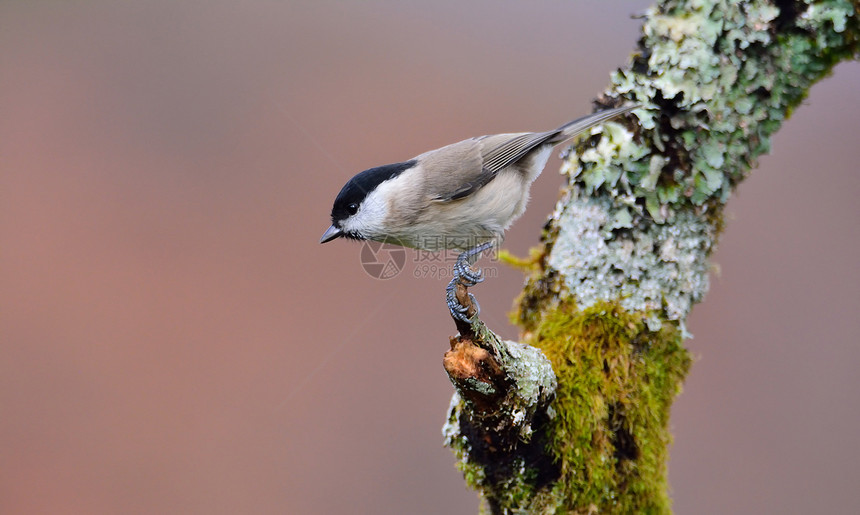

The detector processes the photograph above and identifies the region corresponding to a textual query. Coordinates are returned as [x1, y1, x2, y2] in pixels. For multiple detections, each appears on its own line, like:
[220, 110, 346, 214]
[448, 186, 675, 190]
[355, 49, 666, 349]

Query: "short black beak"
[319, 225, 343, 243]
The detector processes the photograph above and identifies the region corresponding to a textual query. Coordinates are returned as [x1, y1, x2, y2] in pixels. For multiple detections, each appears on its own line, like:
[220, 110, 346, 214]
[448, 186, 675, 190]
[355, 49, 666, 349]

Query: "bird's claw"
[454, 241, 493, 286]
[454, 258, 483, 286]
[446, 242, 493, 323]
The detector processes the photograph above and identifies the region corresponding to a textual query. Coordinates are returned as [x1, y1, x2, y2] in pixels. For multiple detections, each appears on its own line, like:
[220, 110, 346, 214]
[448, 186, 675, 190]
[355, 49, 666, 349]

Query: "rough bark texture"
[444, 1, 859, 513]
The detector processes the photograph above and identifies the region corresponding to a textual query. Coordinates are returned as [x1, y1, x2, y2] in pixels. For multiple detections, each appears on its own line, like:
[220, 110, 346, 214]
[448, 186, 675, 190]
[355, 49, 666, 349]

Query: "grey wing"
[425, 133, 542, 203]
[422, 137, 501, 202]
[429, 106, 640, 202]
[427, 130, 558, 202]
[435, 176, 493, 202]
[481, 105, 641, 175]
[480, 130, 560, 175]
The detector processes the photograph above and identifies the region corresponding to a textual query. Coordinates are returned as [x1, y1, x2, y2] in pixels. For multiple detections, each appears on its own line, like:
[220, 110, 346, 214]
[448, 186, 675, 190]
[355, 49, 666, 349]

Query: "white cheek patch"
[340, 179, 400, 238]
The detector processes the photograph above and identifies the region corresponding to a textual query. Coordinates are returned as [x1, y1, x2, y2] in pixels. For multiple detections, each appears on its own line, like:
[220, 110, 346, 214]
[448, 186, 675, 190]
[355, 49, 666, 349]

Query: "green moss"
[498, 247, 545, 273]
[523, 301, 691, 513]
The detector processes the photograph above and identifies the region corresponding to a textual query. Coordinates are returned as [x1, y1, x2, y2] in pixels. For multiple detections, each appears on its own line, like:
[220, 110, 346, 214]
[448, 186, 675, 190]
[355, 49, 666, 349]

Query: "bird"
[320, 104, 640, 321]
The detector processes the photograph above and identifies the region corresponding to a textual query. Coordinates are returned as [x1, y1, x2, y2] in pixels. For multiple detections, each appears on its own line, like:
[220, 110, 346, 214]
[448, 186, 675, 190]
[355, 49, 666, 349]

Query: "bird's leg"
[447, 242, 494, 323]
[454, 243, 491, 286]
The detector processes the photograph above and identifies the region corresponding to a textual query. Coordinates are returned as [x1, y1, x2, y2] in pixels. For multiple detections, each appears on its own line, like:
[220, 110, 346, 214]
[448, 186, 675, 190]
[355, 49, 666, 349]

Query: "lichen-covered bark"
[442, 321, 559, 513]
[444, 1, 859, 513]
[534, 0, 859, 330]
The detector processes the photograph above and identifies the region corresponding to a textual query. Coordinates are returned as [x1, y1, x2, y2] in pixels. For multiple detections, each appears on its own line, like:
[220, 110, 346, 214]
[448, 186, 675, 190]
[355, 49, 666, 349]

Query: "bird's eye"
[347, 203, 359, 215]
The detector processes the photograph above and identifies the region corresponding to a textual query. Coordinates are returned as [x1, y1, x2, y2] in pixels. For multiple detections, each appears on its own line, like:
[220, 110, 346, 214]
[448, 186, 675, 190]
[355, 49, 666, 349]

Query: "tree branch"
[443, 1, 859, 513]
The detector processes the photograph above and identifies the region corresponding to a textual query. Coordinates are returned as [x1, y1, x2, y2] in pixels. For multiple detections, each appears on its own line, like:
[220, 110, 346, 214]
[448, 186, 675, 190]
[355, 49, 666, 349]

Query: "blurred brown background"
[1, 1, 858, 514]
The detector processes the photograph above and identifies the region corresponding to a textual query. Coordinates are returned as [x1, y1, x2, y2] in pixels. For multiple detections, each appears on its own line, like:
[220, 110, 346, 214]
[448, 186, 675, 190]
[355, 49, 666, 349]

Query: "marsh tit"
[320, 104, 640, 320]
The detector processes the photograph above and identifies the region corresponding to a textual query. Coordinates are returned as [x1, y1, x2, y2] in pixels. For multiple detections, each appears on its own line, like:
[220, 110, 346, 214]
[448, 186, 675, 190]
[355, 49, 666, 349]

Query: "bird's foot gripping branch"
[446, 242, 495, 332]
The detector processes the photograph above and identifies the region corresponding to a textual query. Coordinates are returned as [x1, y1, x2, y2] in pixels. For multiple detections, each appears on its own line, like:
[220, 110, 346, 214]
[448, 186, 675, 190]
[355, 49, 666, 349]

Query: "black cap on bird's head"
[319, 160, 416, 243]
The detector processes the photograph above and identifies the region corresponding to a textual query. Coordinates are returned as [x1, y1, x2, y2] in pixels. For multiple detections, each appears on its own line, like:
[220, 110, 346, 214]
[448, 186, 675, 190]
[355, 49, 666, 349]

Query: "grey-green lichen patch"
[798, 1, 857, 45]
[573, 0, 859, 220]
[562, 121, 649, 196]
[547, 191, 714, 329]
[499, 340, 557, 431]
